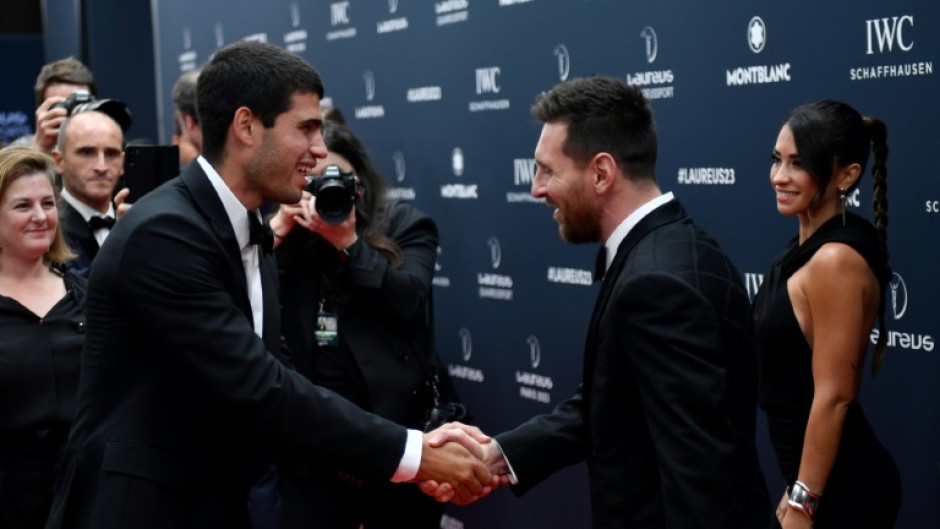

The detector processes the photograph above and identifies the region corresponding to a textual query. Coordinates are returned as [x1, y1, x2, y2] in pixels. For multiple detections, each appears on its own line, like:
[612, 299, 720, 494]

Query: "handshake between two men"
[417, 423, 516, 505]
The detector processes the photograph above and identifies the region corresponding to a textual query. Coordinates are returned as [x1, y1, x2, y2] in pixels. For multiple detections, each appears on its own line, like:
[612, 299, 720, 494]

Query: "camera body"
[50, 91, 133, 133]
[307, 164, 358, 224]
[52, 90, 95, 113]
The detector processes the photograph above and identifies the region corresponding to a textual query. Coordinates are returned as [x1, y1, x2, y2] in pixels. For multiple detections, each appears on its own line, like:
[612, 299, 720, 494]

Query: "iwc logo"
[469, 66, 510, 112]
[850, 14, 933, 81]
[327, 1, 357, 41]
[507, 158, 541, 204]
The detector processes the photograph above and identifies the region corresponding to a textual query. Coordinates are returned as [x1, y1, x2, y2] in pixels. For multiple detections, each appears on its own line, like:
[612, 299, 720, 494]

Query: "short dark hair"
[171, 68, 201, 122]
[197, 41, 324, 162]
[531, 76, 657, 180]
[34, 57, 96, 108]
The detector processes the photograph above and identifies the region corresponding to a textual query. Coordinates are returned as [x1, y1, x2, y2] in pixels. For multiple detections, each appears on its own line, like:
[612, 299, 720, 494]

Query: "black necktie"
[88, 215, 115, 231]
[593, 245, 607, 282]
[247, 211, 273, 254]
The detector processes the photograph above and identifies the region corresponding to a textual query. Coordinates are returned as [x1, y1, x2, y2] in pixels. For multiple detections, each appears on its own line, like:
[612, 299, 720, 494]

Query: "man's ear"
[232, 107, 256, 147]
[591, 152, 618, 194]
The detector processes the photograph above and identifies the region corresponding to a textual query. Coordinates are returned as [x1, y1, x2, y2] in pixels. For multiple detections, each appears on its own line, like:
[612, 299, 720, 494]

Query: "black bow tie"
[248, 211, 273, 254]
[88, 215, 116, 231]
[593, 245, 607, 282]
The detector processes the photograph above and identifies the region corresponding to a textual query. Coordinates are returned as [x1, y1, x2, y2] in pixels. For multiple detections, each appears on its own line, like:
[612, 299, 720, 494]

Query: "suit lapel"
[178, 163, 254, 322]
[580, 200, 689, 399]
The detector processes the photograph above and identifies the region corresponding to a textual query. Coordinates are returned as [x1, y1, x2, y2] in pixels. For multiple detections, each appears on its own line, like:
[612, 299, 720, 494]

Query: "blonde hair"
[0, 146, 75, 263]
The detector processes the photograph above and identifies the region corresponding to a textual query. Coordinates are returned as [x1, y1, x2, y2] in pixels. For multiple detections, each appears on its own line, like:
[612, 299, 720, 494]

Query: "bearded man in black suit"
[429, 76, 772, 529]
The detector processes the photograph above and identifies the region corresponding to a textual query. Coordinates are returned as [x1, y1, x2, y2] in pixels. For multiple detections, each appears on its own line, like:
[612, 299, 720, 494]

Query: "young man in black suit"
[45, 41, 492, 529]
[429, 76, 772, 528]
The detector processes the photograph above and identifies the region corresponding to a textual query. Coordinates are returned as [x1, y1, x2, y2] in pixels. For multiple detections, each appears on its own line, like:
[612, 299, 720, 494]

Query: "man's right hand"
[416, 427, 494, 505]
[31, 97, 70, 153]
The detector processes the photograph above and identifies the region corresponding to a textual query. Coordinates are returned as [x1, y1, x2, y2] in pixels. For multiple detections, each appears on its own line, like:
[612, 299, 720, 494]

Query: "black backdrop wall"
[30, 1, 940, 527]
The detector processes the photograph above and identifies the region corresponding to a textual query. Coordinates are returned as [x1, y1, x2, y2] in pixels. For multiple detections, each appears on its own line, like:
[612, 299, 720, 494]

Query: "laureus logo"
[458, 328, 473, 361]
[363, 71, 376, 101]
[451, 147, 464, 176]
[487, 237, 502, 269]
[748, 16, 766, 54]
[290, 2, 301, 26]
[527, 335, 541, 368]
[392, 151, 406, 182]
[640, 26, 658, 63]
[389, 0, 398, 14]
[889, 272, 908, 320]
[214, 23, 225, 48]
[553, 44, 570, 81]
[182, 27, 192, 49]
[434, 246, 442, 272]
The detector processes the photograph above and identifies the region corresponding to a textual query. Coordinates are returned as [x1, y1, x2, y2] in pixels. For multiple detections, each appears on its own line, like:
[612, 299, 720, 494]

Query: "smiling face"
[770, 124, 823, 218]
[244, 91, 328, 205]
[531, 122, 601, 244]
[0, 172, 58, 262]
[54, 111, 124, 213]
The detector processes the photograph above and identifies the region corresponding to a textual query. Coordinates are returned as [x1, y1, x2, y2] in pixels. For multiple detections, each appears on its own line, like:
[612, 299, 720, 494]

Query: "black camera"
[307, 164, 358, 224]
[52, 90, 95, 113]
[51, 91, 133, 133]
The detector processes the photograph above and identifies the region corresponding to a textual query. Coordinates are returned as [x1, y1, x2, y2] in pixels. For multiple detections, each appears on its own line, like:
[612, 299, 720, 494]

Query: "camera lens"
[315, 182, 355, 224]
[310, 164, 357, 224]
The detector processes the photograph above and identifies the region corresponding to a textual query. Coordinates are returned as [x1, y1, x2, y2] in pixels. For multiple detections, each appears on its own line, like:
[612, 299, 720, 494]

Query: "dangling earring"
[839, 187, 847, 226]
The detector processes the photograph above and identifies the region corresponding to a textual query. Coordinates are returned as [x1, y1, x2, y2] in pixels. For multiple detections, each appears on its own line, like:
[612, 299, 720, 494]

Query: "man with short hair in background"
[9, 57, 97, 153]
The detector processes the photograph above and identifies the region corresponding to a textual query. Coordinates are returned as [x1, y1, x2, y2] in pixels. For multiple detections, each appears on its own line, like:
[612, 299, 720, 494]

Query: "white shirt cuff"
[493, 440, 520, 485]
[391, 428, 423, 482]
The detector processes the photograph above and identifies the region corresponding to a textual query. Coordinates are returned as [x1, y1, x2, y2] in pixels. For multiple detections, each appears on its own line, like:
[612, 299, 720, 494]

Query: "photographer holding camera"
[269, 120, 462, 529]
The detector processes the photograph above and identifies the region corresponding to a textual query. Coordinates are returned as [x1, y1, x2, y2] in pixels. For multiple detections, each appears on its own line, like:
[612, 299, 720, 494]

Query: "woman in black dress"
[753, 101, 901, 529]
[0, 147, 85, 528]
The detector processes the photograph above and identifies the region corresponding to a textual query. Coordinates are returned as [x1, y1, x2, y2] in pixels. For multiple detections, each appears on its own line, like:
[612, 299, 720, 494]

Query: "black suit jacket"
[59, 201, 99, 278]
[45, 163, 408, 529]
[497, 200, 771, 529]
[276, 200, 439, 429]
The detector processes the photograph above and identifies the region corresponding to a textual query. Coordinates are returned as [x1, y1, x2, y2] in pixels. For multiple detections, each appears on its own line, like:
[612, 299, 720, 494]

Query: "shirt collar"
[196, 156, 253, 250]
[60, 188, 115, 222]
[603, 191, 674, 270]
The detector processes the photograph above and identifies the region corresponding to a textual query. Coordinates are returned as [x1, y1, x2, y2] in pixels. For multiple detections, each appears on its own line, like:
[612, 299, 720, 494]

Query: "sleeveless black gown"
[753, 212, 901, 528]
